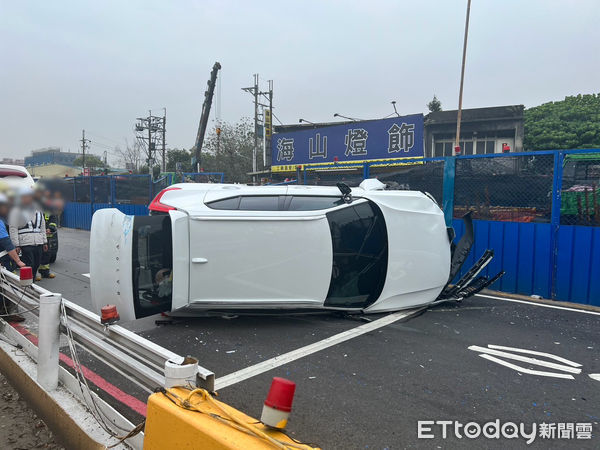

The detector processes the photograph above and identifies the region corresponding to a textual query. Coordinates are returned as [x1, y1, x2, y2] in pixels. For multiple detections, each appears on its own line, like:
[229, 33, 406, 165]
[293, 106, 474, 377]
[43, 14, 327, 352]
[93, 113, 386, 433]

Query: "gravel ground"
[0, 372, 64, 450]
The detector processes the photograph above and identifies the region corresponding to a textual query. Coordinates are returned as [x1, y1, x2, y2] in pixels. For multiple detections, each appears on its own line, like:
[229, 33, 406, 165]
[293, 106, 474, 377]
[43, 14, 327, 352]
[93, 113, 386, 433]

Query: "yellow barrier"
[144, 387, 319, 450]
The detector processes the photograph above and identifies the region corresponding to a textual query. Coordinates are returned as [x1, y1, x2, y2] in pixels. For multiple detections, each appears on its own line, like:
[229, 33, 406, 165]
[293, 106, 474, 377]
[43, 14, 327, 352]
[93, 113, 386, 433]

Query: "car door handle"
[192, 257, 208, 264]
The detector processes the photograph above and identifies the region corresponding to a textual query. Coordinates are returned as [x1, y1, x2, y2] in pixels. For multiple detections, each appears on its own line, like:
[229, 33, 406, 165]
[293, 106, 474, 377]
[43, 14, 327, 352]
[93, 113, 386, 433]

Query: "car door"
[187, 195, 333, 309]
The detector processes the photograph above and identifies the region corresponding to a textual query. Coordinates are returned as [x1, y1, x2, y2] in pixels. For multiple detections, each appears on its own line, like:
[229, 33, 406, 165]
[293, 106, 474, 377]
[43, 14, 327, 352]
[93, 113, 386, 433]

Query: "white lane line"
[82, 273, 90, 278]
[476, 293, 600, 316]
[487, 344, 582, 368]
[214, 308, 422, 390]
[478, 354, 575, 380]
[468, 345, 582, 374]
[589, 374, 600, 382]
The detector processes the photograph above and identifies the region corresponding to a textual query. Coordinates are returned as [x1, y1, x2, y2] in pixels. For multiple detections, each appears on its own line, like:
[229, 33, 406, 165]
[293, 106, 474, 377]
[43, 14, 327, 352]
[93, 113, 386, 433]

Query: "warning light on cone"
[261, 377, 296, 429]
[101, 305, 120, 325]
[19, 267, 33, 286]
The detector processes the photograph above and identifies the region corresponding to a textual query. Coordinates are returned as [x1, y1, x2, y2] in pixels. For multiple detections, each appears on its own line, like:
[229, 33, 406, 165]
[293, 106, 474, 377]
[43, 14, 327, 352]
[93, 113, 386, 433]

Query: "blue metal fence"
[61, 173, 222, 230]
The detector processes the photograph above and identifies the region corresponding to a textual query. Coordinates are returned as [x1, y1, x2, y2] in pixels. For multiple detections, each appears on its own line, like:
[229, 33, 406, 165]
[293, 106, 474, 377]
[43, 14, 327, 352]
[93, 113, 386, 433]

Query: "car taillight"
[149, 187, 181, 213]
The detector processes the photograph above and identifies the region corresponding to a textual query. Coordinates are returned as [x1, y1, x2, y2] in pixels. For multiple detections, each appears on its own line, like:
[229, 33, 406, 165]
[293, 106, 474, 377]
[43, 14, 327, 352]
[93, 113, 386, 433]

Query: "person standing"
[37, 187, 56, 279]
[0, 193, 27, 322]
[9, 188, 47, 282]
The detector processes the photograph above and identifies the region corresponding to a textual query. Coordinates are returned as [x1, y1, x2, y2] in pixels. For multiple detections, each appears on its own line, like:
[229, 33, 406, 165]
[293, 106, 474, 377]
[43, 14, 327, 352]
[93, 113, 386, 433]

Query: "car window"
[324, 201, 388, 309]
[238, 195, 280, 210]
[287, 196, 345, 211]
[207, 194, 346, 211]
[0, 169, 27, 178]
[207, 195, 281, 211]
[206, 196, 241, 210]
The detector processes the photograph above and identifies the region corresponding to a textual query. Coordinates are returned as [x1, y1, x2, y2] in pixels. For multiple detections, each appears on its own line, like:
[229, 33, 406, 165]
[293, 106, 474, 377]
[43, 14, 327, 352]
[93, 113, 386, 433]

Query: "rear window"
[324, 201, 388, 309]
[0, 169, 27, 178]
[131, 216, 173, 318]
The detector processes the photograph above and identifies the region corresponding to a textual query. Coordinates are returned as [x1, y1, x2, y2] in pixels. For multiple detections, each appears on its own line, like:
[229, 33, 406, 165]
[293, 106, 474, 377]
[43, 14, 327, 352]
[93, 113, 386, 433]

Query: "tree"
[115, 140, 142, 172]
[524, 93, 600, 150]
[427, 95, 442, 112]
[166, 148, 194, 172]
[202, 119, 255, 183]
[73, 154, 105, 168]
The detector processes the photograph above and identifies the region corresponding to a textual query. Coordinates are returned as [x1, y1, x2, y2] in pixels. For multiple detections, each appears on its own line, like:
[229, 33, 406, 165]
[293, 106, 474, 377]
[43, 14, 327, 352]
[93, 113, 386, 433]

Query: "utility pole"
[253, 74, 259, 177]
[265, 79, 273, 167]
[147, 110, 152, 172]
[455, 0, 471, 155]
[243, 75, 276, 183]
[80, 130, 90, 175]
[242, 74, 259, 184]
[162, 108, 167, 172]
[135, 109, 166, 179]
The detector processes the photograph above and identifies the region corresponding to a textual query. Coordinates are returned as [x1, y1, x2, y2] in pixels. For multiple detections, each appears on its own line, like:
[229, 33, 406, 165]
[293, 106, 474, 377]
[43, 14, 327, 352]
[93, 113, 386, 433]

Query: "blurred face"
[0, 204, 8, 217]
[20, 194, 33, 207]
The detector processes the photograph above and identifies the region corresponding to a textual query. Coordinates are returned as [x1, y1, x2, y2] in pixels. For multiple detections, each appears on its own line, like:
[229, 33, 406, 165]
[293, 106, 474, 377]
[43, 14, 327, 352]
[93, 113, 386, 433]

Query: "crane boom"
[193, 62, 221, 171]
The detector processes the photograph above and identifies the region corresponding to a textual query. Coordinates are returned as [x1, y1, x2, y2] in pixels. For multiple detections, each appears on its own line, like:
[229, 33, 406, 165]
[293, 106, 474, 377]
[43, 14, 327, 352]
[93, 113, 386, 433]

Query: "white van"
[0, 165, 35, 192]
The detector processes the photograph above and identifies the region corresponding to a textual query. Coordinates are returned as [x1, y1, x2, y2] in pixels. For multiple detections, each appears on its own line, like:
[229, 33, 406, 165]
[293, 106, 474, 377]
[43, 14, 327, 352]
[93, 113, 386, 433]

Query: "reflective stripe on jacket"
[9, 208, 47, 247]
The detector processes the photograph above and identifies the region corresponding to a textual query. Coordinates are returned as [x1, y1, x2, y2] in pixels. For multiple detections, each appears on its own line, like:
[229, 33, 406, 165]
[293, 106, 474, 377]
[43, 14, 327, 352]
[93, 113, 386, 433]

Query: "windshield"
[324, 200, 388, 309]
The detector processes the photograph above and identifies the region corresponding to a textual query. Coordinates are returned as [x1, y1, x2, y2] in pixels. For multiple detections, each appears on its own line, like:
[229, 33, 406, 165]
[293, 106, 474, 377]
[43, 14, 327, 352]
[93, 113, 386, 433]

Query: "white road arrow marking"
[486, 344, 582, 367]
[479, 354, 575, 379]
[468, 345, 582, 375]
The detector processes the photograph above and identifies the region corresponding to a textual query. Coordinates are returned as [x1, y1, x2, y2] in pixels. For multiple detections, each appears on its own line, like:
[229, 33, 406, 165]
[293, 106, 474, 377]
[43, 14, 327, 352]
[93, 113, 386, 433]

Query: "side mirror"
[336, 182, 353, 204]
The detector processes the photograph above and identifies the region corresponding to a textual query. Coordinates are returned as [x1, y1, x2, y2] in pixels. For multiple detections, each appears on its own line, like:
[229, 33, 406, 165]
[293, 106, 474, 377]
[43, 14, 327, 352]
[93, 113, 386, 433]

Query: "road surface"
[33, 228, 600, 448]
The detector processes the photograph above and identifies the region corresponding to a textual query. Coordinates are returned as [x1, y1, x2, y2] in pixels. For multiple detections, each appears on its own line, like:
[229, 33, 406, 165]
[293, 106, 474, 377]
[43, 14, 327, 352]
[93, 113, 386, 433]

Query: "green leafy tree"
[73, 154, 106, 168]
[524, 93, 600, 150]
[427, 95, 442, 112]
[166, 148, 194, 172]
[202, 119, 255, 183]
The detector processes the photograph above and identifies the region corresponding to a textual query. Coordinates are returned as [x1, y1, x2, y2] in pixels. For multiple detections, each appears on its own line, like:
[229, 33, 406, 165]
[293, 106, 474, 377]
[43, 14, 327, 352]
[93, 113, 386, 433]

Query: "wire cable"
[158, 387, 317, 450]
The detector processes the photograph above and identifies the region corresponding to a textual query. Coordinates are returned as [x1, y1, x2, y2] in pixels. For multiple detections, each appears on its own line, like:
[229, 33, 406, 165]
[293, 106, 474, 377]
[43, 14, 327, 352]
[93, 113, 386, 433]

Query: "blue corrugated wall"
[453, 219, 600, 306]
[63, 202, 148, 230]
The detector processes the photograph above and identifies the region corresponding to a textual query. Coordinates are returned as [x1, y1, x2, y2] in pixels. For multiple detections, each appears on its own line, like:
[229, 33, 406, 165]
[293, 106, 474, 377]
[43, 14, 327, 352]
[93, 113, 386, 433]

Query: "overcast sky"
[1, 0, 599, 162]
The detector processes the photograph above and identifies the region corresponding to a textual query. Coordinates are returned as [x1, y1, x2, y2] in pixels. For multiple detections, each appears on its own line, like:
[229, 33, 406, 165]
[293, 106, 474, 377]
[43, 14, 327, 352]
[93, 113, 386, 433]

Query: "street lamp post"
[455, 0, 472, 155]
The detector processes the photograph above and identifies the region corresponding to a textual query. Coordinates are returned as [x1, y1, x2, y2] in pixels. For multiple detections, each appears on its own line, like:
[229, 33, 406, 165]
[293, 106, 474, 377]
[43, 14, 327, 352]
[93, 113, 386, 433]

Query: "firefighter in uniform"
[38, 210, 56, 279]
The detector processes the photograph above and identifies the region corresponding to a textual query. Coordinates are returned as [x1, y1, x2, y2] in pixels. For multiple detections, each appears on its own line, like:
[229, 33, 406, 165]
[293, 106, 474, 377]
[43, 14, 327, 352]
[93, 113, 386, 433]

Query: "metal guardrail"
[0, 268, 215, 392]
[0, 267, 215, 448]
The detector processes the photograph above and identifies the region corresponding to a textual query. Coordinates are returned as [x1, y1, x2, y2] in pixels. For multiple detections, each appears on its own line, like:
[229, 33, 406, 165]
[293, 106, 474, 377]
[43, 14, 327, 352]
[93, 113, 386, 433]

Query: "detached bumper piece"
[437, 213, 504, 302]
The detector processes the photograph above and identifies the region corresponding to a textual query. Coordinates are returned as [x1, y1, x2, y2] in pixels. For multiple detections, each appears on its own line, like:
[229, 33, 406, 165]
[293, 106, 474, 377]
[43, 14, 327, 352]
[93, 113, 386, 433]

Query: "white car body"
[0, 165, 35, 192]
[90, 180, 453, 321]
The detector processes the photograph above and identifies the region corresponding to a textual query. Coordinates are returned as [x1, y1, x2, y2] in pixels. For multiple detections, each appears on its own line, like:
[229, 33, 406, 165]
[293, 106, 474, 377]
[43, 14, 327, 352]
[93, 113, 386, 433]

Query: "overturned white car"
[90, 180, 502, 321]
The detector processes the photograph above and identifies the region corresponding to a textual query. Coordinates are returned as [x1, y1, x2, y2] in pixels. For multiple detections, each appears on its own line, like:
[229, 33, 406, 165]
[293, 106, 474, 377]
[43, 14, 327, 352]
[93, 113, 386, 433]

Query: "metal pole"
[454, 0, 471, 154]
[81, 130, 88, 175]
[148, 110, 152, 179]
[253, 74, 259, 184]
[37, 293, 62, 390]
[162, 108, 167, 173]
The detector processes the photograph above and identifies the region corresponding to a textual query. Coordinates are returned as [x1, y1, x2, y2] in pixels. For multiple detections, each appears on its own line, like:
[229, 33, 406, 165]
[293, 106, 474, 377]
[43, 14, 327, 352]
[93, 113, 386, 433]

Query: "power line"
[85, 131, 121, 146]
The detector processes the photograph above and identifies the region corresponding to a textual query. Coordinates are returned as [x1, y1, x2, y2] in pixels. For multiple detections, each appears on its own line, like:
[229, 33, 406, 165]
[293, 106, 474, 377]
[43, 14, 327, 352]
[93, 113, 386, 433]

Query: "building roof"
[424, 105, 524, 125]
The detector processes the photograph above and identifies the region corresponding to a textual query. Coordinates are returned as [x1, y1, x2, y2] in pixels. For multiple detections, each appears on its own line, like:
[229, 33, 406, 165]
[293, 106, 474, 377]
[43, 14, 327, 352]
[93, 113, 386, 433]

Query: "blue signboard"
[271, 114, 424, 170]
